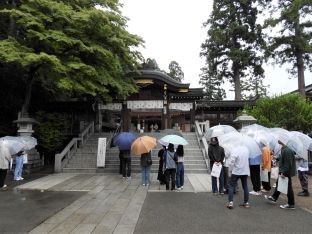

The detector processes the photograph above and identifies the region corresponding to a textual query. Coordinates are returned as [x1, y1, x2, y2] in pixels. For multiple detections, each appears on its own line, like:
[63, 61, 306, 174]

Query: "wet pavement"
[0, 170, 312, 233]
[0, 189, 85, 233]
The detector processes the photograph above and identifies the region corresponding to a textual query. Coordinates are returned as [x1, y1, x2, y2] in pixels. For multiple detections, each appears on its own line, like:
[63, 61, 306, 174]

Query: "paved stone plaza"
[1, 173, 312, 233]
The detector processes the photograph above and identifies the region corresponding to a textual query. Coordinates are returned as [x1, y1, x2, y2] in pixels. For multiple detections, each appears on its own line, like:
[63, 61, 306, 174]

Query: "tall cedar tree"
[168, 61, 184, 82]
[199, 66, 226, 100]
[263, 0, 312, 97]
[0, 0, 143, 117]
[200, 0, 266, 100]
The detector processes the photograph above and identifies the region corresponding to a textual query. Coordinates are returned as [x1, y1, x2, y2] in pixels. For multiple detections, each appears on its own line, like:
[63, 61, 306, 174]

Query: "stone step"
[63, 132, 208, 173]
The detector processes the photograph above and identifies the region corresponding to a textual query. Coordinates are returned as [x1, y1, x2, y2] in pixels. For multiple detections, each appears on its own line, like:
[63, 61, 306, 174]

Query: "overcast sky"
[119, 0, 311, 100]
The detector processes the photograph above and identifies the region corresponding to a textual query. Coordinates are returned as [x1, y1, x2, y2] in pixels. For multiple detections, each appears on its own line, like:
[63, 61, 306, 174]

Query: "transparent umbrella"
[205, 125, 238, 140]
[269, 129, 307, 160]
[218, 132, 261, 158]
[0, 136, 37, 155]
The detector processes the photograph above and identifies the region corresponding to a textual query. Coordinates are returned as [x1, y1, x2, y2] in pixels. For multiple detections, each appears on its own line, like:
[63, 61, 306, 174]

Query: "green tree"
[167, 61, 184, 82]
[199, 66, 226, 100]
[0, 0, 143, 117]
[200, 0, 266, 100]
[241, 76, 269, 100]
[141, 58, 160, 70]
[262, 0, 312, 97]
[244, 93, 312, 132]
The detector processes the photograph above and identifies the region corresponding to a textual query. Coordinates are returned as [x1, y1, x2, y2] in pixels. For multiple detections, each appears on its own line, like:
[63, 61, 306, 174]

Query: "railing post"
[55, 153, 62, 173]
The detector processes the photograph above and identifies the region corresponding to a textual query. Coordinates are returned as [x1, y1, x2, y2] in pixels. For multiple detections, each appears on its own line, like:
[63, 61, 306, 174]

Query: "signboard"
[97, 138, 106, 167]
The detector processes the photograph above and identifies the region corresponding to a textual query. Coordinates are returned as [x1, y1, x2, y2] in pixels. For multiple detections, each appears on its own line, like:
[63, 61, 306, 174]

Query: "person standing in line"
[226, 145, 250, 209]
[296, 152, 309, 197]
[261, 142, 272, 192]
[0, 141, 11, 190]
[265, 138, 296, 209]
[141, 151, 152, 186]
[118, 150, 124, 175]
[249, 150, 262, 196]
[14, 150, 26, 181]
[208, 137, 225, 195]
[157, 145, 166, 185]
[176, 145, 185, 190]
[163, 143, 177, 191]
[121, 149, 131, 180]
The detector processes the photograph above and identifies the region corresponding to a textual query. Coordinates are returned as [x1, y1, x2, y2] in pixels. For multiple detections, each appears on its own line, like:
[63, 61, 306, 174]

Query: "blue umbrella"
[113, 132, 137, 150]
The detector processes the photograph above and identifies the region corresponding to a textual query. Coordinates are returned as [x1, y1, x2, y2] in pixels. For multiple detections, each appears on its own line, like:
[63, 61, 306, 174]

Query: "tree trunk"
[21, 68, 36, 117]
[294, 13, 305, 97]
[297, 51, 305, 97]
[233, 64, 241, 101]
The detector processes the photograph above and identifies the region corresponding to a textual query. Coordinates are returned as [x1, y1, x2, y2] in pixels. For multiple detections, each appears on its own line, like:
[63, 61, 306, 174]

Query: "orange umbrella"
[131, 136, 157, 155]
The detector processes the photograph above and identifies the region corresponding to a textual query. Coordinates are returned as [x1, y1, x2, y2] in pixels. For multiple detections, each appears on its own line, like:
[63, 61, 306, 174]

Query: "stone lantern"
[233, 111, 257, 130]
[13, 115, 42, 173]
[13, 116, 39, 137]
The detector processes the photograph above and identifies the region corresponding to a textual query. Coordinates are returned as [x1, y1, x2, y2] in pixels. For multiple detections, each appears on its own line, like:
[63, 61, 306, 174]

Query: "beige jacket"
[0, 142, 11, 169]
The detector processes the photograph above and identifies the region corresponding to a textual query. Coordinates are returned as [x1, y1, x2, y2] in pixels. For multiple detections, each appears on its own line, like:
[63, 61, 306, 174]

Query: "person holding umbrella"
[121, 149, 131, 180]
[14, 150, 26, 181]
[163, 143, 178, 191]
[208, 137, 225, 195]
[140, 151, 152, 186]
[265, 138, 296, 209]
[157, 145, 166, 185]
[0, 140, 11, 190]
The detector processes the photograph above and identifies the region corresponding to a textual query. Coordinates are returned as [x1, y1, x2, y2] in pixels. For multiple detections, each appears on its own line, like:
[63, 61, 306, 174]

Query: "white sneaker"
[18, 177, 24, 180]
[2, 184, 7, 188]
[249, 191, 261, 196]
[181, 186, 184, 189]
[14, 178, 20, 181]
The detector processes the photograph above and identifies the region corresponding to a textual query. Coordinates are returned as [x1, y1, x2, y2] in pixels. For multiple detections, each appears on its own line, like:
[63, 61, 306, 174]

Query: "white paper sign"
[211, 163, 222, 178]
[261, 169, 269, 182]
[97, 138, 106, 167]
[277, 176, 289, 194]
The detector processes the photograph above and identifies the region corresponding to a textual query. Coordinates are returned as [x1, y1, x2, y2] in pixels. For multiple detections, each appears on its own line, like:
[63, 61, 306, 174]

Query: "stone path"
[16, 173, 211, 233]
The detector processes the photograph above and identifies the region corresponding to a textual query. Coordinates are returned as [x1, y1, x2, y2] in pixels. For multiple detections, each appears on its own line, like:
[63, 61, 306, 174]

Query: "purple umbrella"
[113, 132, 137, 150]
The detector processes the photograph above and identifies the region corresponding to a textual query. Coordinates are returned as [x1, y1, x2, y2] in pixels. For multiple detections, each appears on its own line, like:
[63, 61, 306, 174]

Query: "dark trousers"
[262, 171, 271, 191]
[250, 165, 261, 192]
[298, 170, 309, 191]
[223, 166, 229, 191]
[272, 176, 294, 206]
[122, 158, 131, 177]
[165, 168, 176, 190]
[228, 174, 249, 203]
[0, 169, 7, 187]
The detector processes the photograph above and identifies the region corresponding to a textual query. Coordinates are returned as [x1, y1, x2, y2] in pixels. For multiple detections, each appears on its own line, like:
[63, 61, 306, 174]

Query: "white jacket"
[0, 142, 11, 169]
[228, 146, 250, 176]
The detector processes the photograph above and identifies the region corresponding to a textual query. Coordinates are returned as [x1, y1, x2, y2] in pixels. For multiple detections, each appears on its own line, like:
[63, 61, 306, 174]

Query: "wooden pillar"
[121, 101, 130, 131]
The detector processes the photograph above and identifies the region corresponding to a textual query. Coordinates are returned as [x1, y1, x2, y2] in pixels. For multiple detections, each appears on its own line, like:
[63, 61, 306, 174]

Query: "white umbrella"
[0, 136, 37, 155]
[218, 132, 261, 159]
[290, 131, 312, 151]
[240, 124, 276, 150]
[205, 125, 238, 140]
[269, 129, 307, 160]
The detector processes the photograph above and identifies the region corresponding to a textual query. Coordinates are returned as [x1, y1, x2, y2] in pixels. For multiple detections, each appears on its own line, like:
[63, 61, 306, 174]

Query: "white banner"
[97, 138, 106, 168]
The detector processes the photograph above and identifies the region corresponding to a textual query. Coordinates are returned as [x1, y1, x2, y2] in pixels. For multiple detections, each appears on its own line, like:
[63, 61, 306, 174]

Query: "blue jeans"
[211, 166, 224, 193]
[14, 156, 24, 180]
[141, 166, 151, 185]
[176, 163, 184, 188]
[228, 174, 249, 203]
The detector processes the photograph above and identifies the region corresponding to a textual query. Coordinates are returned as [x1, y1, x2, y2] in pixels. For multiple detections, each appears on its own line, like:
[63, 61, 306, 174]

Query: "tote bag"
[211, 163, 222, 178]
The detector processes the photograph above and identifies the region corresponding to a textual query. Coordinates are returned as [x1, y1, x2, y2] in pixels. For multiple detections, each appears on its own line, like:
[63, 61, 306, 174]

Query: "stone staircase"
[63, 131, 208, 174]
